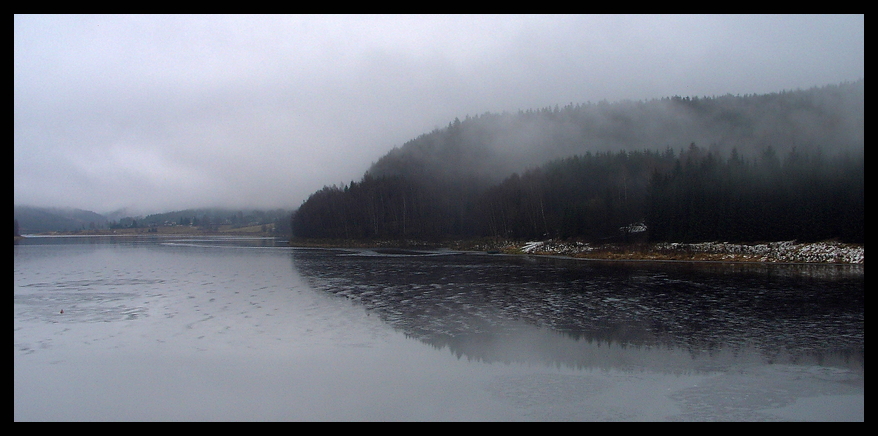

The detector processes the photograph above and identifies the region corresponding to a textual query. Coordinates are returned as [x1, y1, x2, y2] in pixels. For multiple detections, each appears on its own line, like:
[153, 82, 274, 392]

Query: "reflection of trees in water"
[417, 329, 864, 375]
[290, 249, 864, 370]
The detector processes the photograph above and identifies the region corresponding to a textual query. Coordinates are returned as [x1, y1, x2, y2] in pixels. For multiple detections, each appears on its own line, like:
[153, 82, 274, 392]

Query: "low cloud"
[14, 14, 864, 214]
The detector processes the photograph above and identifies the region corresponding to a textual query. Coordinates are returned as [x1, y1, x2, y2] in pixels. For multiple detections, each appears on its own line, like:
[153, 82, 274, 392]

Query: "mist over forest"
[292, 80, 864, 244]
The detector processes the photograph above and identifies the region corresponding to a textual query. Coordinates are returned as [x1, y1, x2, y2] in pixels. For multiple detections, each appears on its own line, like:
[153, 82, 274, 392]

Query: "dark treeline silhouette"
[291, 174, 469, 240]
[477, 149, 675, 241]
[293, 145, 863, 243]
[292, 81, 864, 244]
[648, 145, 864, 243]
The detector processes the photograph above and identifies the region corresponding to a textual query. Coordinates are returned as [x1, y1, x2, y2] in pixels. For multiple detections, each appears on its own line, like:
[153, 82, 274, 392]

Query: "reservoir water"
[14, 235, 864, 421]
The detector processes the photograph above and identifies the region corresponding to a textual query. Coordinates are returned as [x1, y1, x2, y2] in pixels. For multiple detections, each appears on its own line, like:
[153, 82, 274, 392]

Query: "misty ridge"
[368, 80, 863, 185]
[292, 80, 864, 244]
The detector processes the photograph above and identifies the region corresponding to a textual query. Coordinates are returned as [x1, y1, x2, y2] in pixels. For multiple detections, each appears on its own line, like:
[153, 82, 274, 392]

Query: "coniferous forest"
[291, 81, 864, 244]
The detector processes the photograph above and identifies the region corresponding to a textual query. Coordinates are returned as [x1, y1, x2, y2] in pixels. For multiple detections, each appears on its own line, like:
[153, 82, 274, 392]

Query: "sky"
[14, 14, 864, 215]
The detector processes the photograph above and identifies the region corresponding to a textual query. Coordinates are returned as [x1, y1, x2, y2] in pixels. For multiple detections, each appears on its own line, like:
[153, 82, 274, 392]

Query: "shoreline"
[17, 232, 863, 264]
[290, 238, 864, 265]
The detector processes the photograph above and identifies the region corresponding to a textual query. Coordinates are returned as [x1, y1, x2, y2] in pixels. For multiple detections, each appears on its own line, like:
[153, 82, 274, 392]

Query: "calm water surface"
[14, 236, 864, 421]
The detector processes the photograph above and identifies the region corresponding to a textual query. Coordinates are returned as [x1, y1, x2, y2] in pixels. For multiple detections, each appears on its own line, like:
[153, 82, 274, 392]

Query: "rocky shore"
[486, 239, 864, 264]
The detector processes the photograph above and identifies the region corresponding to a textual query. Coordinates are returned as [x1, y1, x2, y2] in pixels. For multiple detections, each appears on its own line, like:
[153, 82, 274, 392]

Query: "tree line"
[647, 145, 863, 243]
[292, 144, 863, 244]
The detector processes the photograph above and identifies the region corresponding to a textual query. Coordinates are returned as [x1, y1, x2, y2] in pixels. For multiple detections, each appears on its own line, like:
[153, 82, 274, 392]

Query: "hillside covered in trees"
[291, 81, 864, 244]
[13, 206, 109, 234]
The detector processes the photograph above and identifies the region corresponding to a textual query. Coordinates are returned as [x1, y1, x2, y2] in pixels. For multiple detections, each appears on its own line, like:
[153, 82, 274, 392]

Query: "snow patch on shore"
[516, 240, 863, 264]
[654, 240, 864, 264]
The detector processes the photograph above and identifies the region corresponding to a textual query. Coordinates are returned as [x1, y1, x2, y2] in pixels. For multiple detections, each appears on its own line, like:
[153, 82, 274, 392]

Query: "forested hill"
[367, 80, 863, 186]
[13, 206, 109, 234]
[291, 81, 864, 244]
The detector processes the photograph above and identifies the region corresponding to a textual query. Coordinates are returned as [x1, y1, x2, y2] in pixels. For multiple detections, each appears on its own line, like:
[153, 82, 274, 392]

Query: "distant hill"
[13, 206, 293, 235]
[13, 206, 108, 234]
[137, 208, 292, 228]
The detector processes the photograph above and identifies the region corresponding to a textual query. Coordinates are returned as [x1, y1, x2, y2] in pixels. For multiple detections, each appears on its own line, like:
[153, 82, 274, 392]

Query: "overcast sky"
[14, 14, 864, 215]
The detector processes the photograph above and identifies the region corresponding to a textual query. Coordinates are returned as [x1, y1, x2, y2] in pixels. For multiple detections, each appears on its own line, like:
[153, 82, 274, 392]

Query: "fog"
[14, 15, 864, 215]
